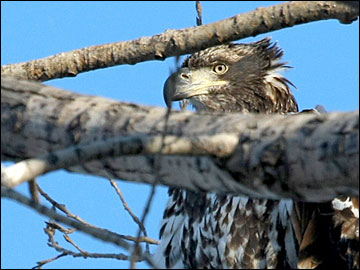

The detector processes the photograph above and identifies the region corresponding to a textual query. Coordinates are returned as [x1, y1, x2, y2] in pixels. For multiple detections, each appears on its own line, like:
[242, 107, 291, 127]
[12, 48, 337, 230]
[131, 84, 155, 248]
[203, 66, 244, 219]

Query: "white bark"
[2, 76, 358, 202]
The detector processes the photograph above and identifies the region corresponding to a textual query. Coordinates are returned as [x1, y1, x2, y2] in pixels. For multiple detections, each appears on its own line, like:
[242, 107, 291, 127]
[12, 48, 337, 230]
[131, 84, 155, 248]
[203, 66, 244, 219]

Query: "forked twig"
[109, 177, 153, 252]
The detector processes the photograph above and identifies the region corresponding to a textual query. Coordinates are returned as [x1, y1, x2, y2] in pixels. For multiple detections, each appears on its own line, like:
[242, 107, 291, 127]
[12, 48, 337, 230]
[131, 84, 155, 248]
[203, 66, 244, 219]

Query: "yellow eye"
[213, 63, 228, 74]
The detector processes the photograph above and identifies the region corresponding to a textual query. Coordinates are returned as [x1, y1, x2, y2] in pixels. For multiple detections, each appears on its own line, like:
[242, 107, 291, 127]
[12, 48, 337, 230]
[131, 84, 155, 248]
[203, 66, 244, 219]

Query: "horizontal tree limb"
[1, 1, 358, 81]
[1, 76, 359, 201]
[1, 133, 239, 188]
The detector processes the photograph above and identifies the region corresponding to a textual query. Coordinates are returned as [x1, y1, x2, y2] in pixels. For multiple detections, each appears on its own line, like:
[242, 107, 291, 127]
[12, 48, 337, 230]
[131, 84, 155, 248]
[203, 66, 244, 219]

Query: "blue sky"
[1, 1, 358, 269]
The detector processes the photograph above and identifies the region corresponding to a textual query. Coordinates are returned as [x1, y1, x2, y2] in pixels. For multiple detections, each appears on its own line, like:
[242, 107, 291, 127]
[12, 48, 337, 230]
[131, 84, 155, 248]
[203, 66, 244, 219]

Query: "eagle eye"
[213, 63, 228, 75]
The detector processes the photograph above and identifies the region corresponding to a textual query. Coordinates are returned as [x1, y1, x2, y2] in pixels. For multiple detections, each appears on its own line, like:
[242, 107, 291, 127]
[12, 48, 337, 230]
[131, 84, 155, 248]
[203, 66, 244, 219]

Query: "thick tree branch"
[1, 76, 358, 202]
[1, 1, 358, 81]
[1, 133, 239, 188]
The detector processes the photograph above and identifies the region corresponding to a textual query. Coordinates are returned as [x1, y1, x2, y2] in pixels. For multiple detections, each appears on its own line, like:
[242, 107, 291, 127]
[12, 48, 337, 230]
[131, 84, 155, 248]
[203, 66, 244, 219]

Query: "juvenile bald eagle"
[155, 38, 359, 269]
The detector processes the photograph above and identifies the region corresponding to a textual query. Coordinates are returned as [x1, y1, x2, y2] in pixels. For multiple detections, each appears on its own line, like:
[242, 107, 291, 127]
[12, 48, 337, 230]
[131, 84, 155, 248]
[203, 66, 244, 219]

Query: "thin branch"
[109, 178, 149, 237]
[34, 251, 142, 269]
[130, 185, 157, 269]
[37, 184, 159, 245]
[1, 186, 158, 267]
[37, 185, 92, 226]
[196, 1, 203, 26]
[34, 253, 67, 269]
[34, 221, 142, 269]
[63, 234, 90, 255]
[28, 178, 40, 203]
[46, 221, 76, 234]
[1, 186, 130, 249]
[109, 177, 157, 252]
[1, 1, 358, 81]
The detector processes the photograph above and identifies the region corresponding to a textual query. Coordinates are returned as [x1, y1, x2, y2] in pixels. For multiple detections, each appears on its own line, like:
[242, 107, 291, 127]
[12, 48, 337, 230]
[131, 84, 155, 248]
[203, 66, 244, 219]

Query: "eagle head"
[164, 37, 298, 113]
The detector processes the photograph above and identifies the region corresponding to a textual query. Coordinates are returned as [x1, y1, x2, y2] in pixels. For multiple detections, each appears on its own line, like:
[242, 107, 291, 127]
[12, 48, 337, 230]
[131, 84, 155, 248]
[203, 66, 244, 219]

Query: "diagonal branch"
[1, 186, 131, 249]
[36, 184, 159, 245]
[33, 221, 147, 269]
[109, 178, 148, 237]
[1, 1, 358, 81]
[1, 186, 159, 268]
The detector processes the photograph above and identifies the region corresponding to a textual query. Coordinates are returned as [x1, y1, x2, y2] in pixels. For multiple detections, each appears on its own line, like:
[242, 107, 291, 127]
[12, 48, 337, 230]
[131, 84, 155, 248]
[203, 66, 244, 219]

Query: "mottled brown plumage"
[156, 38, 359, 269]
[164, 38, 298, 114]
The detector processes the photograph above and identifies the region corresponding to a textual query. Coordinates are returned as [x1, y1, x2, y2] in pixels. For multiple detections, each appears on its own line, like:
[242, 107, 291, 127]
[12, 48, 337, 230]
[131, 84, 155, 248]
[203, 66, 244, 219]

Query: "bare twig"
[130, 185, 157, 269]
[46, 221, 76, 234]
[37, 185, 92, 225]
[63, 234, 89, 255]
[44, 221, 71, 254]
[34, 251, 142, 269]
[34, 253, 67, 269]
[196, 1, 203, 26]
[1, 1, 358, 81]
[28, 178, 40, 203]
[109, 178, 148, 236]
[1, 186, 158, 268]
[109, 177, 153, 252]
[1, 186, 131, 249]
[37, 184, 159, 245]
[34, 222, 142, 269]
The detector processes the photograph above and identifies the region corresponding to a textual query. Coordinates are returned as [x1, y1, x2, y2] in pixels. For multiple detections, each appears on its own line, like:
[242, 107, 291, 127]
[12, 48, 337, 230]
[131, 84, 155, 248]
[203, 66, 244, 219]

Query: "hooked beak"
[163, 67, 227, 108]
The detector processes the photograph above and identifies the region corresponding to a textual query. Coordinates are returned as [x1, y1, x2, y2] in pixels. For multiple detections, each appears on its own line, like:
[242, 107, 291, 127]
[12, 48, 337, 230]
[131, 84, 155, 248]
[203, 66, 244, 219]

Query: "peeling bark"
[2, 76, 358, 202]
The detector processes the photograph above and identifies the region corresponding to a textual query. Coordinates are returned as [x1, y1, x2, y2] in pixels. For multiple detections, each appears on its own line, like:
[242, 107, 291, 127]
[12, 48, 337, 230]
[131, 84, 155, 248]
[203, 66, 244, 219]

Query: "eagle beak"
[163, 67, 227, 108]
